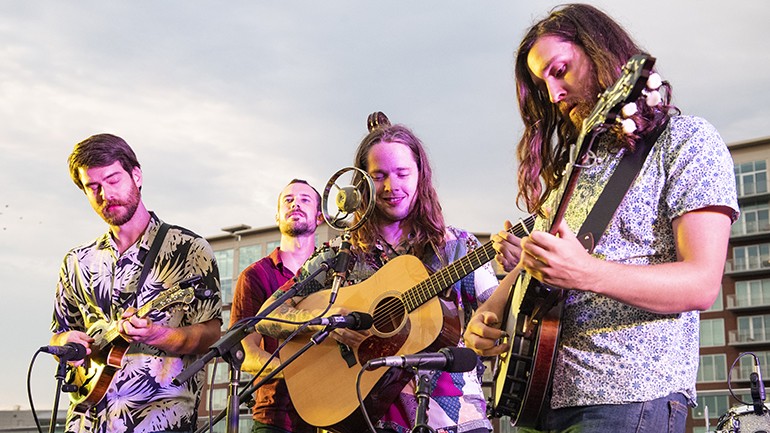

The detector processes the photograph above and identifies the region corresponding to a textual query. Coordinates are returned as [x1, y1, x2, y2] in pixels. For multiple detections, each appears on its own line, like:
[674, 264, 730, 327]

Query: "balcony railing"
[728, 329, 770, 345]
[727, 294, 770, 309]
[732, 223, 770, 237]
[725, 259, 770, 274]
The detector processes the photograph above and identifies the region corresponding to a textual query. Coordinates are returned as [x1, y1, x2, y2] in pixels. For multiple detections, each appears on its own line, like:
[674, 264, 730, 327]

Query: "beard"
[99, 184, 140, 226]
[280, 218, 315, 237]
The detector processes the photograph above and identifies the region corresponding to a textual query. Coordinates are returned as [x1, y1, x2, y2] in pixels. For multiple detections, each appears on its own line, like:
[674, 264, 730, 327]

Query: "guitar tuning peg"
[645, 89, 662, 107]
[647, 72, 662, 90]
[621, 102, 638, 118]
[620, 118, 637, 134]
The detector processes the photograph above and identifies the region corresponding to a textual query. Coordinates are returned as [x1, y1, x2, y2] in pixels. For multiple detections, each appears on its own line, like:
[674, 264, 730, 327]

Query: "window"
[737, 314, 770, 343]
[735, 160, 768, 197]
[692, 394, 730, 420]
[238, 244, 262, 274]
[220, 309, 230, 331]
[732, 243, 770, 272]
[697, 354, 727, 382]
[706, 286, 723, 312]
[733, 203, 770, 236]
[214, 249, 234, 305]
[700, 318, 725, 347]
[738, 351, 770, 380]
[266, 240, 280, 252]
[735, 279, 770, 308]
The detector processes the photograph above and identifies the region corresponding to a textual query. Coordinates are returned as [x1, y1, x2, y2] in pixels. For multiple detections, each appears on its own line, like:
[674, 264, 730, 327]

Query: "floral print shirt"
[542, 116, 739, 408]
[52, 213, 222, 433]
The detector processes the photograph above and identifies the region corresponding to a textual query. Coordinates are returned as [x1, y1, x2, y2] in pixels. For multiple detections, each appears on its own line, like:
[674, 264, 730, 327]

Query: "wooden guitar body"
[281, 255, 462, 433]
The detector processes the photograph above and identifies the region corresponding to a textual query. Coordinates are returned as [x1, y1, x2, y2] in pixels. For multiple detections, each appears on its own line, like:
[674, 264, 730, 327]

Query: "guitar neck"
[401, 215, 536, 311]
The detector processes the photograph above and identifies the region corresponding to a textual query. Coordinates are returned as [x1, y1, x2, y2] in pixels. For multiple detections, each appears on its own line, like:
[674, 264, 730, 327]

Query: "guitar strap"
[577, 121, 668, 252]
[117, 222, 171, 314]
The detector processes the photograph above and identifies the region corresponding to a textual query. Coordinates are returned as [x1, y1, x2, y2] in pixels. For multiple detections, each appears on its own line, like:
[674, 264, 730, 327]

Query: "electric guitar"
[65, 275, 212, 413]
[491, 54, 660, 427]
[280, 218, 535, 433]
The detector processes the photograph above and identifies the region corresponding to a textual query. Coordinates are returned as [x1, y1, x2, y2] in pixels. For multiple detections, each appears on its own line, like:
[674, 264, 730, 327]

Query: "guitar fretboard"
[401, 215, 537, 311]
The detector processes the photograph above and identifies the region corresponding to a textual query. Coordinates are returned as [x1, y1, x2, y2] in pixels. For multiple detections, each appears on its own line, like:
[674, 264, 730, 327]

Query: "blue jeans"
[522, 392, 689, 433]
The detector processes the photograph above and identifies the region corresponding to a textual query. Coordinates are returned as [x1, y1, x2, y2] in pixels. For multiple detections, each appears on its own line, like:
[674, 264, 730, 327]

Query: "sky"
[1, 0, 769, 412]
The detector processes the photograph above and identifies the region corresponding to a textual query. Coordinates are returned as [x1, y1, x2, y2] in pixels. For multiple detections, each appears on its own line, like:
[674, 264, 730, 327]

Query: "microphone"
[308, 312, 373, 331]
[40, 342, 88, 361]
[751, 354, 766, 415]
[328, 237, 352, 304]
[336, 186, 362, 214]
[364, 347, 478, 373]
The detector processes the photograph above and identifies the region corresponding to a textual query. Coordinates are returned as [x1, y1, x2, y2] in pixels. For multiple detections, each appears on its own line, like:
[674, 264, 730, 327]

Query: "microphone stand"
[411, 369, 438, 433]
[174, 260, 333, 387]
[50, 359, 78, 433]
[194, 326, 337, 433]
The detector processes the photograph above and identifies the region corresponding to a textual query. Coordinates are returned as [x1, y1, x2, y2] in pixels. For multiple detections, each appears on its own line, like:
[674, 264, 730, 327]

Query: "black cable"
[27, 349, 44, 433]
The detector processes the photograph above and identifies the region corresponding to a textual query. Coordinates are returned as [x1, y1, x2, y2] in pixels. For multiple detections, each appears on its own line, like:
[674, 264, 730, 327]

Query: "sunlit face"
[78, 161, 142, 227]
[276, 182, 322, 237]
[527, 35, 600, 131]
[366, 141, 419, 224]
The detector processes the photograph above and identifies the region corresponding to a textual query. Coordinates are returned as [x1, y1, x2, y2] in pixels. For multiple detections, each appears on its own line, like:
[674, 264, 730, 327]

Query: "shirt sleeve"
[664, 116, 740, 222]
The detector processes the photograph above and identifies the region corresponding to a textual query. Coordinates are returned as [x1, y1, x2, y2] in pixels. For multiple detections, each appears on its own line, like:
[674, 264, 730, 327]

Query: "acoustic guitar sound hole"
[372, 296, 406, 334]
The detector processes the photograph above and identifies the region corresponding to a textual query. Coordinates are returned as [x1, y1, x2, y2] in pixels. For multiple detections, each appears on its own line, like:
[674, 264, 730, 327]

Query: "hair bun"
[367, 111, 391, 132]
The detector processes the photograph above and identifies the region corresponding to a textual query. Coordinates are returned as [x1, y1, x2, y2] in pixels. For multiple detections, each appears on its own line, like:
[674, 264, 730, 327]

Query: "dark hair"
[279, 179, 322, 212]
[351, 123, 446, 258]
[68, 134, 141, 191]
[514, 3, 676, 213]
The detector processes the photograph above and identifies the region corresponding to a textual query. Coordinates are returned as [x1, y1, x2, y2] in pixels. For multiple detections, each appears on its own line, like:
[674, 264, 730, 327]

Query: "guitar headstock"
[150, 275, 213, 312]
[580, 54, 657, 140]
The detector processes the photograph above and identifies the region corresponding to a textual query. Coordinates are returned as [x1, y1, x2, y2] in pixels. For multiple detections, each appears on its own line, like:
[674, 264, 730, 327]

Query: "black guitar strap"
[117, 222, 171, 314]
[577, 121, 668, 252]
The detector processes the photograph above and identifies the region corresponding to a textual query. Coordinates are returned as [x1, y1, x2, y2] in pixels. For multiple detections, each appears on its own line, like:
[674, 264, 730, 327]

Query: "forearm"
[145, 318, 221, 355]
[256, 295, 324, 340]
[241, 333, 281, 375]
[575, 258, 722, 314]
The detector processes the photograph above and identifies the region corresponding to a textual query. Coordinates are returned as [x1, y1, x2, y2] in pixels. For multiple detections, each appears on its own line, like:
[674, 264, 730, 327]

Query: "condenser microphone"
[336, 185, 362, 214]
[308, 312, 373, 331]
[364, 347, 478, 373]
[40, 342, 88, 361]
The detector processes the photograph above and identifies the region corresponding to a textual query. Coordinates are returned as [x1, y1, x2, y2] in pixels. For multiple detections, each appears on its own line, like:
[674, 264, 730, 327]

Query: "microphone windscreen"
[352, 312, 374, 331]
[442, 347, 479, 373]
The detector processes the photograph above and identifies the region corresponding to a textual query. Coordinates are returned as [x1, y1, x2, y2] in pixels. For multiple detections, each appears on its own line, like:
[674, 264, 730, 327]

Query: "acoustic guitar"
[491, 54, 659, 427]
[65, 275, 212, 413]
[281, 218, 534, 433]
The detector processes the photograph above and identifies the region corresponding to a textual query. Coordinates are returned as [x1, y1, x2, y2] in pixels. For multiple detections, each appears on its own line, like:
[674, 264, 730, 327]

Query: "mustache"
[285, 210, 307, 218]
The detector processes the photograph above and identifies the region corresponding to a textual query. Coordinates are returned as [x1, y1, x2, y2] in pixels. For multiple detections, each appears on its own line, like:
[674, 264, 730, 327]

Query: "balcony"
[724, 259, 770, 276]
[731, 223, 770, 240]
[726, 294, 770, 311]
[728, 329, 770, 346]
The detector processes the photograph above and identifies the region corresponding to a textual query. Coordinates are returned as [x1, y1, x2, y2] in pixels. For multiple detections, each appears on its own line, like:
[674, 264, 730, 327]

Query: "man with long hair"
[257, 116, 498, 433]
[464, 4, 738, 433]
[230, 179, 324, 433]
[51, 133, 222, 433]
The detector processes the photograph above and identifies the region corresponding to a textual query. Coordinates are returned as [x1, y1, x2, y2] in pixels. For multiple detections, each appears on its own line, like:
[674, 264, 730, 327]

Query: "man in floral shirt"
[51, 133, 222, 433]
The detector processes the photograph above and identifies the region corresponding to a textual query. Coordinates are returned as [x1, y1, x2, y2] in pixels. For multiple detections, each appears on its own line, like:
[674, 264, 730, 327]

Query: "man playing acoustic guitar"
[464, 4, 739, 433]
[257, 114, 498, 433]
[50, 134, 222, 433]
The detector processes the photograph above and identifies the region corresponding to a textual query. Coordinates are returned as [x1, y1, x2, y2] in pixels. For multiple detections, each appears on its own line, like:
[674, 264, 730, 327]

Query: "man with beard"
[463, 4, 739, 433]
[50, 133, 222, 433]
[257, 115, 498, 433]
[229, 179, 324, 433]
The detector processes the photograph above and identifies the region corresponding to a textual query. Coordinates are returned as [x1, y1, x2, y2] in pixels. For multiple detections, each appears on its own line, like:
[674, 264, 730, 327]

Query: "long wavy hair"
[350, 123, 446, 258]
[515, 3, 677, 214]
